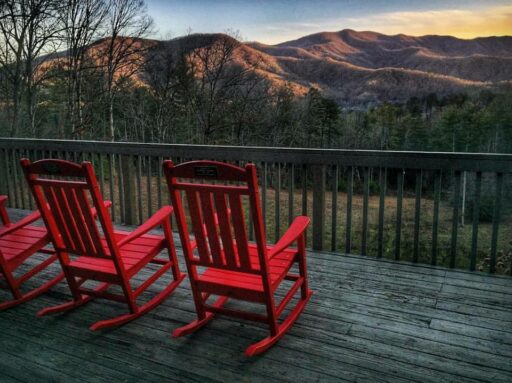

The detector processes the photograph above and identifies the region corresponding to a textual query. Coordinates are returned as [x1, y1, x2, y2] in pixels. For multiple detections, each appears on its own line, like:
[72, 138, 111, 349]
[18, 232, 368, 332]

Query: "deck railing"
[1, 138, 511, 275]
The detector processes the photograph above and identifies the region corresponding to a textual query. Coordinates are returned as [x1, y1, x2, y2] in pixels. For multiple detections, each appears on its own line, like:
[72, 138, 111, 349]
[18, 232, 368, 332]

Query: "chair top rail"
[2, 138, 512, 173]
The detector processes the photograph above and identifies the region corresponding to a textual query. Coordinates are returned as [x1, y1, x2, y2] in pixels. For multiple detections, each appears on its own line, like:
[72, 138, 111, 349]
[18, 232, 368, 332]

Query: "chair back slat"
[185, 189, 212, 265]
[42, 185, 77, 252]
[164, 160, 268, 275]
[199, 191, 224, 266]
[21, 159, 116, 262]
[228, 193, 251, 271]
[213, 193, 238, 268]
[62, 187, 97, 255]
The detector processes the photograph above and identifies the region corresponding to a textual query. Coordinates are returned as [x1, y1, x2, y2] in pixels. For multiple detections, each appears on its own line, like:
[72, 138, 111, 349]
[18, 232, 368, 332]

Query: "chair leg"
[244, 289, 313, 357]
[37, 282, 110, 317]
[172, 295, 229, 337]
[90, 273, 186, 331]
[0, 272, 64, 311]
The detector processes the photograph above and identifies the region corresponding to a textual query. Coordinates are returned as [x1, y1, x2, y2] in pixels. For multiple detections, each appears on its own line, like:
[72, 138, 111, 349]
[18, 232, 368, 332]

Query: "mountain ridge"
[58, 29, 512, 106]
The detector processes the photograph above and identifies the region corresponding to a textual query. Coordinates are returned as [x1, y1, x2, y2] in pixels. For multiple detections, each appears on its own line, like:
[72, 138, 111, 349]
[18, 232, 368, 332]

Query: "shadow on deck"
[1, 209, 512, 383]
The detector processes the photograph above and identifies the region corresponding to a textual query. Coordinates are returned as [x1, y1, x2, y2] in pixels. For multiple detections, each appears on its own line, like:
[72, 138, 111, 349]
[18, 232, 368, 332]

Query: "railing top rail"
[1, 137, 512, 172]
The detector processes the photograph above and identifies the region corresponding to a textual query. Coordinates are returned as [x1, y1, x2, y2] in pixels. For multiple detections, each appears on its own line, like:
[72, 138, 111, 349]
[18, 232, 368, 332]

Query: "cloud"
[261, 5, 512, 44]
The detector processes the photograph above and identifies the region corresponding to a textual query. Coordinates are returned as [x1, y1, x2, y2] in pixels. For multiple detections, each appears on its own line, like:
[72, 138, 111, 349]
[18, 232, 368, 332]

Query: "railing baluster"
[377, 168, 387, 258]
[312, 164, 326, 251]
[121, 155, 136, 225]
[361, 167, 369, 256]
[11, 150, 21, 209]
[288, 164, 294, 225]
[395, 169, 404, 261]
[331, 165, 339, 252]
[450, 171, 462, 268]
[4, 150, 12, 206]
[137, 156, 143, 224]
[413, 169, 422, 263]
[117, 154, 125, 223]
[470, 172, 482, 271]
[108, 154, 116, 222]
[146, 156, 153, 219]
[432, 170, 441, 265]
[0, 149, 7, 197]
[490, 173, 503, 274]
[275, 163, 281, 241]
[262, 162, 267, 231]
[301, 165, 308, 246]
[27, 149, 34, 210]
[157, 156, 163, 208]
[345, 166, 354, 254]
[99, 153, 105, 196]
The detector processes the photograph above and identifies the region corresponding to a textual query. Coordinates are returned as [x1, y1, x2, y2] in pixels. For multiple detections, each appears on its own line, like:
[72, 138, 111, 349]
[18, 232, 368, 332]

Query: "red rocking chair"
[0, 195, 64, 310]
[21, 159, 185, 330]
[163, 160, 313, 356]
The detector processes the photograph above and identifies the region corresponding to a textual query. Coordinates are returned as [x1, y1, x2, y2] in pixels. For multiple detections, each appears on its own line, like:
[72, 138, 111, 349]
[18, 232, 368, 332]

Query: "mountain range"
[78, 29, 512, 107]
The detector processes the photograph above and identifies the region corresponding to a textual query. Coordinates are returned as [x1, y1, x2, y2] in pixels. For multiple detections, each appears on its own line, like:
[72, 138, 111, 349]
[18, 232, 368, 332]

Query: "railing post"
[312, 164, 326, 251]
[121, 155, 137, 225]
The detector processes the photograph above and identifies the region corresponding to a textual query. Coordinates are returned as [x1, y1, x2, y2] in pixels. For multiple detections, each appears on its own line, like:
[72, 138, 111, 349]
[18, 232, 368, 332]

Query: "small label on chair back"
[194, 166, 218, 177]
[42, 162, 61, 175]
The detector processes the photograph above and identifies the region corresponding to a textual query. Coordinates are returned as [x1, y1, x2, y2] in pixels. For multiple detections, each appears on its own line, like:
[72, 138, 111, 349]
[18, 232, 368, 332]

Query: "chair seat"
[198, 244, 298, 295]
[0, 225, 49, 267]
[68, 230, 164, 278]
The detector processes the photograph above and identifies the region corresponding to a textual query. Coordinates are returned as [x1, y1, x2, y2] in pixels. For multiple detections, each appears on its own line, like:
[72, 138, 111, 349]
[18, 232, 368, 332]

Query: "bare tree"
[0, 0, 62, 137]
[182, 33, 261, 144]
[60, 0, 107, 139]
[99, 0, 153, 141]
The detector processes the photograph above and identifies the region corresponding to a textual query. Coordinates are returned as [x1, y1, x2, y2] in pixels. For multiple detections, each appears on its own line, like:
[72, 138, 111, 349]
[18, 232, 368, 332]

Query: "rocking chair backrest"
[21, 159, 120, 265]
[163, 160, 269, 275]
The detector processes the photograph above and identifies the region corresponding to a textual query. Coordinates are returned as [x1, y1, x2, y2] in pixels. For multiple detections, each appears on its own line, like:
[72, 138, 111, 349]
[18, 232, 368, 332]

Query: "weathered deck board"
[1, 209, 512, 383]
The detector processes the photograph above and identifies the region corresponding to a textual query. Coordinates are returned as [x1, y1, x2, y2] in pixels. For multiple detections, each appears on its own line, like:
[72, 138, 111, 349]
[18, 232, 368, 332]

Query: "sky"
[145, 0, 512, 44]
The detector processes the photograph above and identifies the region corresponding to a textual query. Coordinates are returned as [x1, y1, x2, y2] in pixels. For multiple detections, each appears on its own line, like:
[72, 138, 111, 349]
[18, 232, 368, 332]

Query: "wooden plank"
[361, 167, 369, 256]
[147, 156, 153, 219]
[288, 164, 294, 225]
[275, 162, 281, 241]
[121, 155, 137, 225]
[431, 170, 441, 265]
[331, 165, 338, 252]
[99, 153, 105, 196]
[345, 166, 354, 254]
[395, 169, 404, 261]
[137, 155, 143, 224]
[470, 172, 482, 271]
[312, 164, 326, 251]
[413, 169, 422, 263]
[108, 153, 116, 222]
[262, 162, 267, 232]
[301, 164, 308, 246]
[3, 138, 512, 173]
[157, 156, 163, 208]
[450, 171, 462, 268]
[490, 172, 503, 274]
[377, 168, 387, 258]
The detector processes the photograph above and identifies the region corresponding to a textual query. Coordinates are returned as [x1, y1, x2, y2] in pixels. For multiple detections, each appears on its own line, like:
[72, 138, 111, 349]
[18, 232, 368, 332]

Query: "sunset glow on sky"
[146, 0, 512, 44]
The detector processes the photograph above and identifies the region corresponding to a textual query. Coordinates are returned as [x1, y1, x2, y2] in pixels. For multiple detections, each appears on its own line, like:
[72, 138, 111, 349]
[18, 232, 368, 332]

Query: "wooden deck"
[1, 209, 512, 383]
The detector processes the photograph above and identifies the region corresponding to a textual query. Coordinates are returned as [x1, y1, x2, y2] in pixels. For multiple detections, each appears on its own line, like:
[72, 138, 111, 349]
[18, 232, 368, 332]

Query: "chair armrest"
[117, 206, 173, 248]
[268, 216, 310, 259]
[0, 210, 42, 237]
[0, 195, 10, 225]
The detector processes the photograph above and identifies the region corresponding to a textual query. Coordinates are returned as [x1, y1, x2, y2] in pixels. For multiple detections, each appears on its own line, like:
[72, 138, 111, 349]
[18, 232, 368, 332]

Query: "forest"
[1, 0, 512, 153]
